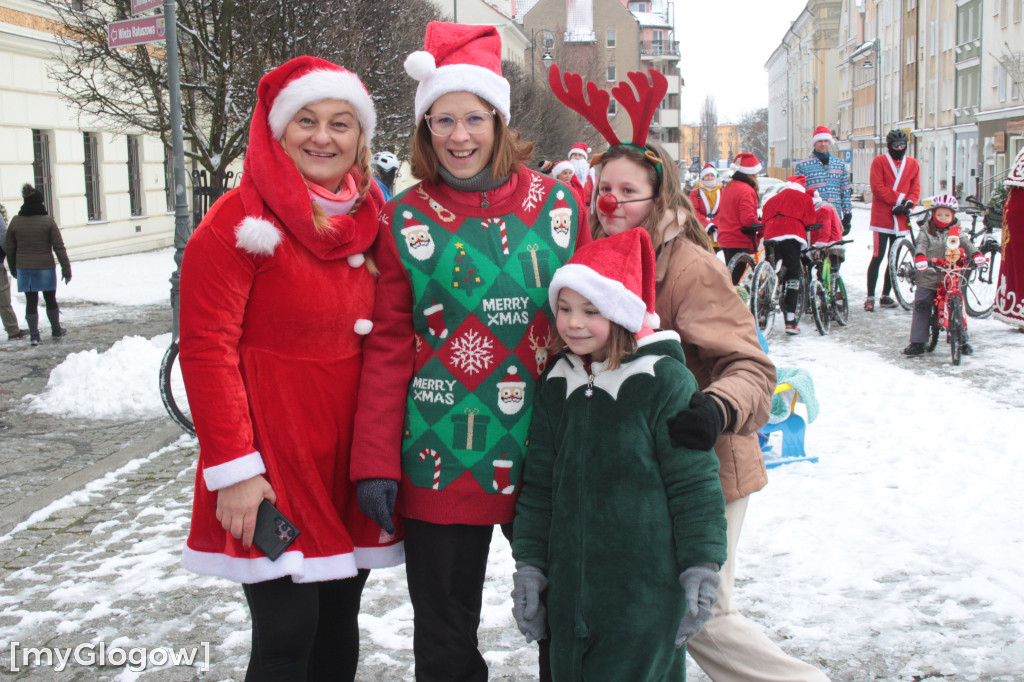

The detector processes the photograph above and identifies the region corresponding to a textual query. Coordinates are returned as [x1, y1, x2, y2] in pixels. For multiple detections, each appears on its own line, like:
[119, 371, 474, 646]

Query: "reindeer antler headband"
[548, 64, 668, 177]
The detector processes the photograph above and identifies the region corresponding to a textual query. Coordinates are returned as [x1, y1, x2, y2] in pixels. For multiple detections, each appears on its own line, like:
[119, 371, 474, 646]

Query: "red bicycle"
[926, 254, 971, 366]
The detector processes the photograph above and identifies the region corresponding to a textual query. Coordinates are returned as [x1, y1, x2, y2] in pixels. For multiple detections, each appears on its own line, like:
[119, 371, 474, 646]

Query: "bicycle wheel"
[810, 280, 830, 335]
[948, 296, 963, 365]
[925, 305, 940, 353]
[832, 275, 850, 326]
[792, 273, 806, 328]
[889, 237, 917, 310]
[751, 261, 778, 337]
[727, 253, 757, 295]
[963, 243, 1001, 318]
[159, 339, 195, 435]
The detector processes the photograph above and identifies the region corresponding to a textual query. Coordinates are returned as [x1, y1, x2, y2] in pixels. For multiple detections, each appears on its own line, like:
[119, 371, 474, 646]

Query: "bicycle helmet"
[931, 193, 959, 211]
[886, 129, 909, 148]
[372, 151, 400, 172]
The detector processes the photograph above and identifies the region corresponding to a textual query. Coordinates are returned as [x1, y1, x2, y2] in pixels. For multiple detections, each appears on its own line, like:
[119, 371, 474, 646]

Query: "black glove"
[891, 204, 906, 216]
[841, 213, 852, 235]
[675, 564, 721, 647]
[900, 199, 914, 214]
[357, 478, 397, 534]
[667, 391, 725, 451]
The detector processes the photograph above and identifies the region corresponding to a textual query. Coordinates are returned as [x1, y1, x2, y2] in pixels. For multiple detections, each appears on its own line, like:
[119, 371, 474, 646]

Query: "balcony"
[640, 41, 679, 57]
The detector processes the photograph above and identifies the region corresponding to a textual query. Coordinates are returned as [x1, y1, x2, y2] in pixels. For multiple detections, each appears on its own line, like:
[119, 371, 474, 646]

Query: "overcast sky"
[676, 0, 809, 124]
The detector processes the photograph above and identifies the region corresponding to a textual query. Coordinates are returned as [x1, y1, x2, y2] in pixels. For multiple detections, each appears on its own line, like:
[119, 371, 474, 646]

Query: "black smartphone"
[252, 499, 301, 561]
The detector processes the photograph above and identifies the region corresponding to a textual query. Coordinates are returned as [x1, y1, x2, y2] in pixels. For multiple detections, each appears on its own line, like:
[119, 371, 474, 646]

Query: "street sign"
[108, 16, 166, 48]
[131, 0, 162, 14]
[842, 150, 853, 163]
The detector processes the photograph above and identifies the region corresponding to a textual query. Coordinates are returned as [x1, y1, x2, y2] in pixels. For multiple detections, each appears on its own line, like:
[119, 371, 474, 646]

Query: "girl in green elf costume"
[512, 226, 727, 681]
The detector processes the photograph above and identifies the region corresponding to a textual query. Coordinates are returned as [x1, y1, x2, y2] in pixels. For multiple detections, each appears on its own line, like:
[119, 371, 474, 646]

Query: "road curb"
[0, 421, 186, 535]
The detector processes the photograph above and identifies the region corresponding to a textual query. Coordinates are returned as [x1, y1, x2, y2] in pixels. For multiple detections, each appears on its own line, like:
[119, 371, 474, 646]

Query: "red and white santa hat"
[549, 190, 572, 215]
[811, 126, 834, 144]
[568, 143, 591, 159]
[404, 22, 510, 124]
[700, 163, 718, 179]
[497, 366, 526, 390]
[265, 57, 376, 142]
[548, 227, 660, 333]
[552, 160, 575, 177]
[731, 153, 763, 175]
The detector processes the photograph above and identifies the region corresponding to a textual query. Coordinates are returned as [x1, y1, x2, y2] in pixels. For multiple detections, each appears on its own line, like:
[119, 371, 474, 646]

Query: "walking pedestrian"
[994, 146, 1024, 328]
[794, 126, 852, 236]
[865, 129, 920, 311]
[177, 56, 401, 681]
[350, 23, 589, 681]
[0, 203, 28, 340]
[4, 184, 70, 345]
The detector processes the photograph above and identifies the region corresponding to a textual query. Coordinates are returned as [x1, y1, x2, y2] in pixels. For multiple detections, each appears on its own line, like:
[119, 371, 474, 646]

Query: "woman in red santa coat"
[716, 153, 762, 283]
[690, 163, 723, 248]
[996, 147, 1024, 328]
[177, 57, 401, 680]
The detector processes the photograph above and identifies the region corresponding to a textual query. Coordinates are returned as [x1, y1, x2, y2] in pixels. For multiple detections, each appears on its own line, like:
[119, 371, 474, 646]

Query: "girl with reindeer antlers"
[512, 65, 828, 682]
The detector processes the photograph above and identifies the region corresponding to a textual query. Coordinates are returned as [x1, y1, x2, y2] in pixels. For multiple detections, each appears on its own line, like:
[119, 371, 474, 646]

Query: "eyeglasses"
[424, 110, 497, 136]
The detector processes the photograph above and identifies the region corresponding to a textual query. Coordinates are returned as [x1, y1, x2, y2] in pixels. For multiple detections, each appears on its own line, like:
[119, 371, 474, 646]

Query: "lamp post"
[530, 28, 555, 85]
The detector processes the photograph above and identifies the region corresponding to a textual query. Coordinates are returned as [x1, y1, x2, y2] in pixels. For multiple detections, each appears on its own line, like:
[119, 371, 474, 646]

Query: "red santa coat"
[869, 153, 921, 234]
[715, 179, 760, 249]
[689, 185, 721, 229]
[995, 148, 1024, 327]
[762, 183, 817, 246]
[813, 202, 843, 245]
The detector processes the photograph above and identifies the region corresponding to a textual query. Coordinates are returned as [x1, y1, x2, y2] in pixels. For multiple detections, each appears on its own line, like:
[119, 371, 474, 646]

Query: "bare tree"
[738, 107, 769, 166]
[49, 0, 439, 188]
[993, 44, 1024, 96]
[700, 95, 718, 164]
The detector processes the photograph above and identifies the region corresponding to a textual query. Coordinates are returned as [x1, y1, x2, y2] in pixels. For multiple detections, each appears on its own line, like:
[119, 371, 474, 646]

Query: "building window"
[83, 132, 102, 221]
[32, 130, 55, 217]
[628, 2, 649, 11]
[607, 64, 616, 82]
[606, 29, 616, 48]
[608, 101, 617, 117]
[127, 136, 143, 217]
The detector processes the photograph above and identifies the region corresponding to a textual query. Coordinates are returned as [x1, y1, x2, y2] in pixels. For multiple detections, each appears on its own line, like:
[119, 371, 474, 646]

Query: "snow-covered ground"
[5, 209, 1024, 681]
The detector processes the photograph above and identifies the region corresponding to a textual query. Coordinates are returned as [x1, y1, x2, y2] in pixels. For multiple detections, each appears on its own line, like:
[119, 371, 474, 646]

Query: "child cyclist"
[902, 194, 987, 356]
[511, 227, 727, 682]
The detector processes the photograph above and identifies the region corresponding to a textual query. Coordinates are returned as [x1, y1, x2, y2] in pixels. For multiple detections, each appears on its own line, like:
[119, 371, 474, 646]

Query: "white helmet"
[372, 151, 400, 172]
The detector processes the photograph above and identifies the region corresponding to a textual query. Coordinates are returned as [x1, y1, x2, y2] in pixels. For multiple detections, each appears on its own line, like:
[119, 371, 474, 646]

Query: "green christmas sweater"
[512, 332, 727, 680]
[351, 165, 587, 525]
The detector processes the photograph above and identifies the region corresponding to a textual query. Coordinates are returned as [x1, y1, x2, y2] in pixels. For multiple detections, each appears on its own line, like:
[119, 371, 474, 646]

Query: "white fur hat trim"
[235, 217, 283, 256]
[354, 319, 373, 335]
[268, 69, 376, 142]
[552, 160, 574, 177]
[412, 63, 511, 125]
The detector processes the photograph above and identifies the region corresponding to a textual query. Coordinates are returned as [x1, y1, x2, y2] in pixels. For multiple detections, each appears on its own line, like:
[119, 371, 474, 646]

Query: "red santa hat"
[548, 227, 660, 333]
[569, 143, 591, 159]
[811, 126, 834, 144]
[404, 22, 510, 124]
[266, 58, 376, 142]
[700, 163, 718, 179]
[400, 211, 427, 235]
[549, 190, 572, 215]
[731, 153, 763, 175]
[787, 175, 806, 187]
[496, 366, 526, 389]
[552, 160, 575, 177]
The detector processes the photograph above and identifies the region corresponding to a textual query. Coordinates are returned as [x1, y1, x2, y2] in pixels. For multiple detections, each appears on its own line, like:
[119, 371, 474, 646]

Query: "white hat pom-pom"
[404, 51, 436, 81]
[354, 319, 374, 335]
[347, 253, 365, 268]
[643, 311, 661, 330]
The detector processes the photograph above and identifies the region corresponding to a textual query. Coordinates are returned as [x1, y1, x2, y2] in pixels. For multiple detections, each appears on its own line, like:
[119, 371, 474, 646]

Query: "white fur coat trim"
[235, 217, 283, 256]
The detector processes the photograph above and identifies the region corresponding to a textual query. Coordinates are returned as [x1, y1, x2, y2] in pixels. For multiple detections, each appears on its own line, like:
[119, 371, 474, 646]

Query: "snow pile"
[23, 333, 172, 419]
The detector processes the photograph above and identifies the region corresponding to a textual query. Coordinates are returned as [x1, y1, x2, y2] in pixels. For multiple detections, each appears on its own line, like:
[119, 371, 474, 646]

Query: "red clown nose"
[597, 193, 619, 214]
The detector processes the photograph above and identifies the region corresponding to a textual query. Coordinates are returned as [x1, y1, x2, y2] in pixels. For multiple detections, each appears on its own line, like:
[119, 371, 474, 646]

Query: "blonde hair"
[589, 143, 712, 253]
[547, 316, 637, 370]
[410, 95, 533, 183]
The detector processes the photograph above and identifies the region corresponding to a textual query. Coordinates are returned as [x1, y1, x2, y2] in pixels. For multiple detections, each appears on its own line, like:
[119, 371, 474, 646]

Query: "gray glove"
[511, 562, 548, 642]
[356, 478, 397, 534]
[675, 563, 721, 647]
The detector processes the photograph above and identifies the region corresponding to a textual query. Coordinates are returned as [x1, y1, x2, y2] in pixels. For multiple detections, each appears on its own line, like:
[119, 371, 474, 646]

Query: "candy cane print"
[419, 448, 441, 490]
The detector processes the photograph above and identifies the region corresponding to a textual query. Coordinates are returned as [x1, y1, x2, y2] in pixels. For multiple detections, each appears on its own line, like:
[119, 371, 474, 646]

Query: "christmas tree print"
[451, 242, 483, 291]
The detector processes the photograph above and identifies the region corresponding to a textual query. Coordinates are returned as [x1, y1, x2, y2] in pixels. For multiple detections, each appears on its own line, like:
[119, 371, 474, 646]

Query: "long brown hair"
[409, 94, 533, 183]
[589, 142, 712, 252]
[547, 318, 638, 370]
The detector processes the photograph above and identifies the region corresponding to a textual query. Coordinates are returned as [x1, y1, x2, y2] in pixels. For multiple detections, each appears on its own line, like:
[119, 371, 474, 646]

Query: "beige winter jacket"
[654, 211, 776, 503]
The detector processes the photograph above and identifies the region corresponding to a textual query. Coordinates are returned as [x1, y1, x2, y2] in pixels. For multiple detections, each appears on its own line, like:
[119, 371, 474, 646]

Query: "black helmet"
[886, 129, 909, 148]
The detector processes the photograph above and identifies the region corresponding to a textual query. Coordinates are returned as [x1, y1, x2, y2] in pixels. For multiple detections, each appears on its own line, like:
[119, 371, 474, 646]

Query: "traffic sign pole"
[163, 0, 190, 338]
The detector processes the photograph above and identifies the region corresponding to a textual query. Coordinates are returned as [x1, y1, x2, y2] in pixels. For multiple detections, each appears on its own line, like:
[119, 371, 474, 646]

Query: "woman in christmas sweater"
[512, 228, 727, 681]
[177, 57, 401, 680]
[715, 153, 763, 283]
[689, 163, 723, 247]
[349, 23, 589, 681]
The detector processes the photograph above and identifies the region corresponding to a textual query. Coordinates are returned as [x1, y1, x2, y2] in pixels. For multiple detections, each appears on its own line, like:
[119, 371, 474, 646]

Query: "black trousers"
[772, 239, 803, 318]
[404, 519, 551, 682]
[866, 231, 898, 297]
[242, 570, 369, 682]
[24, 289, 58, 317]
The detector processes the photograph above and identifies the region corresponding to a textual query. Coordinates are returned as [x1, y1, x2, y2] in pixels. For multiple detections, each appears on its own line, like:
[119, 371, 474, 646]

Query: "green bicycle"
[806, 239, 852, 335]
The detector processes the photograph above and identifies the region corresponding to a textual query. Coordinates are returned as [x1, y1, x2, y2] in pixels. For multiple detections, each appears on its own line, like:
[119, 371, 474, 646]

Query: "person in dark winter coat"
[5, 184, 71, 345]
[513, 228, 727, 682]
